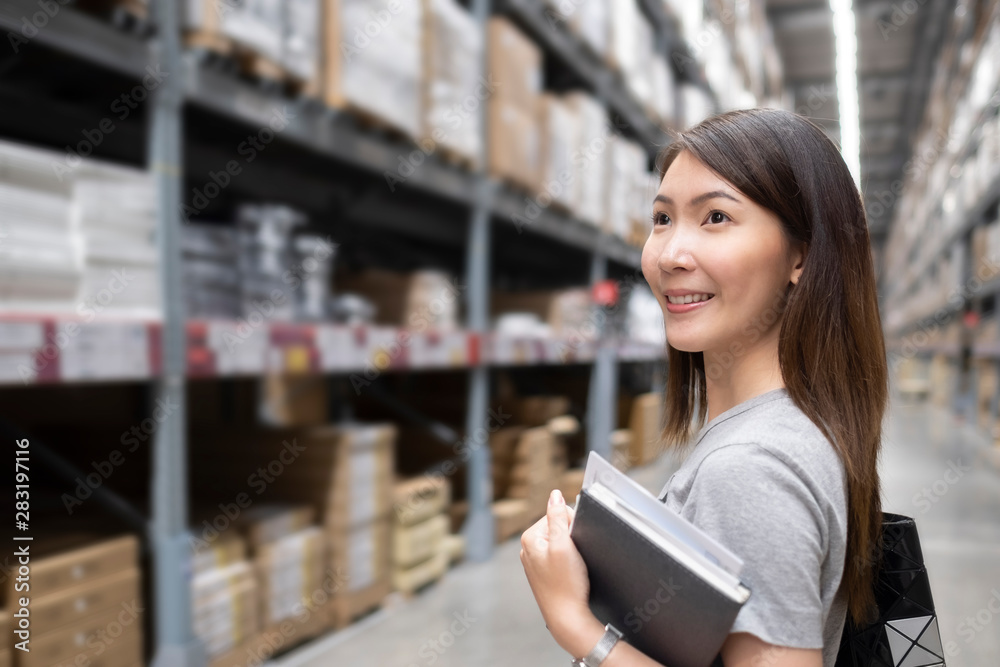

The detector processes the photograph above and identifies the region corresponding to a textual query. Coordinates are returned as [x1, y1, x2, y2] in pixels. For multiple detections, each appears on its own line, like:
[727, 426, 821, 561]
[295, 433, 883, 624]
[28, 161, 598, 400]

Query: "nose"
[656, 224, 696, 273]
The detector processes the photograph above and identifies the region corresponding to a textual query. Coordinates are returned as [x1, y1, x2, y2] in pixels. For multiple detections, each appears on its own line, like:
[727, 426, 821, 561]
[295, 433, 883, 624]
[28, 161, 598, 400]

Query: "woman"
[520, 108, 888, 667]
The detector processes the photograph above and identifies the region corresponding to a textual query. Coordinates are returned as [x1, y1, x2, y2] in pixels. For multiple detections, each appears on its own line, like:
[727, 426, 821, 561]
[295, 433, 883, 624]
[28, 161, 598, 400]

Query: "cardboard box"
[620, 392, 663, 467]
[255, 527, 326, 626]
[508, 396, 570, 426]
[392, 475, 452, 527]
[22, 603, 142, 667]
[193, 561, 259, 660]
[565, 92, 609, 228]
[539, 94, 580, 212]
[487, 17, 541, 191]
[329, 578, 391, 628]
[272, 424, 396, 530]
[191, 533, 248, 578]
[31, 568, 141, 637]
[236, 504, 316, 549]
[558, 468, 586, 505]
[393, 514, 449, 568]
[259, 374, 328, 427]
[26, 536, 138, 600]
[442, 533, 465, 564]
[491, 289, 592, 339]
[422, 0, 482, 167]
[493, 498, 530, 543]
[329, 518, 392, 594]
[321, 0, 423, 138]
[392, 549, 449, 595]
[336, 268, 460, 331]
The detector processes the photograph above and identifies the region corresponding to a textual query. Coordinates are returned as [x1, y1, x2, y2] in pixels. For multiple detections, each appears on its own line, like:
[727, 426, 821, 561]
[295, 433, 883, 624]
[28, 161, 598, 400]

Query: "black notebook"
[568, 451, 751, 667]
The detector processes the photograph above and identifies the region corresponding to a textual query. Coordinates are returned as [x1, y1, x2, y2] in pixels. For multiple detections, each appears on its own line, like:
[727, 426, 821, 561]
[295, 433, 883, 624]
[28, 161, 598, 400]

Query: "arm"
[522, 490, 824, 667]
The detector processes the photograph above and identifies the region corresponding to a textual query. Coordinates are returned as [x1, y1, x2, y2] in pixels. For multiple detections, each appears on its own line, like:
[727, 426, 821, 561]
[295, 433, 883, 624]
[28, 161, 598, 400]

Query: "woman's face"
[641, 150, 804, 356]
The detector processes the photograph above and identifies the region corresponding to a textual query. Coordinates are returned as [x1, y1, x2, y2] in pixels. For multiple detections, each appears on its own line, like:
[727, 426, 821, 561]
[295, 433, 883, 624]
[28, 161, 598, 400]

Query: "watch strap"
[571, 623, 622, 667]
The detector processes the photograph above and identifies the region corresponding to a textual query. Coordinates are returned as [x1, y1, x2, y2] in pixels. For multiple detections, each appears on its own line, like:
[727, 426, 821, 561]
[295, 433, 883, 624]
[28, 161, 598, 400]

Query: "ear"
[789, 243, 807, 286]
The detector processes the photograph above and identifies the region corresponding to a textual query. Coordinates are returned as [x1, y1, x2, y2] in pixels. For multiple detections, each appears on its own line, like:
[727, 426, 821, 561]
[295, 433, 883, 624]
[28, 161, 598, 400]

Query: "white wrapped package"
[423, 0, 483, 165]
[565, 92, 608, 228]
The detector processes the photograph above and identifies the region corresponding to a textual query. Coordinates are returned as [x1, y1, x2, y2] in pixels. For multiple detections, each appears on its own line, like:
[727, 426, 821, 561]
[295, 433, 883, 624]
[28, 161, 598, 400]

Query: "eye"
[651, 211, 672, 226]
[706, 211, 731, 225]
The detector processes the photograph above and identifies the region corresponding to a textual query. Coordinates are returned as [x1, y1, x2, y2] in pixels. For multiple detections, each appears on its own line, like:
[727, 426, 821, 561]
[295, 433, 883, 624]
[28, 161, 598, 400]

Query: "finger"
[546, 489, 568, 539]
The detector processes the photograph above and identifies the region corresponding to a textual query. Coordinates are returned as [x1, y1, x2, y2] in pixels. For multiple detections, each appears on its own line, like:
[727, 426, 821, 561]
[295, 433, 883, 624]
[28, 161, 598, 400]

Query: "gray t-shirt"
[656, 387, 849, 667]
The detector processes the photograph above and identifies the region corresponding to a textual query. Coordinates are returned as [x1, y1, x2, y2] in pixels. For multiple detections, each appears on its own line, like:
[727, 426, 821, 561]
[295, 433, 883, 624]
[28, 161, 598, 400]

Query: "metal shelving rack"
[0, 0, 704, 664]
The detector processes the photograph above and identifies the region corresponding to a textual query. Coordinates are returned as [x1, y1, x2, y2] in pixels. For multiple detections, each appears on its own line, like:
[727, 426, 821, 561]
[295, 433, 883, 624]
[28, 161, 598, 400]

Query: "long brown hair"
[655, 108, 888, 626]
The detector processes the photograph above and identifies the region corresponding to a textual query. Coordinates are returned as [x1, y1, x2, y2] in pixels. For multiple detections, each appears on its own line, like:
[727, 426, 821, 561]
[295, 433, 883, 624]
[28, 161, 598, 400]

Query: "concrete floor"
[274, 395, 1000, 667]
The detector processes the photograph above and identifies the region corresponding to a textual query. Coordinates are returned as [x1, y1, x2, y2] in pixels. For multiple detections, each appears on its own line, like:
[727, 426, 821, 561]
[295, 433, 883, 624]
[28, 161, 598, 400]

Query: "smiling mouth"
[666, 294, 715, 305]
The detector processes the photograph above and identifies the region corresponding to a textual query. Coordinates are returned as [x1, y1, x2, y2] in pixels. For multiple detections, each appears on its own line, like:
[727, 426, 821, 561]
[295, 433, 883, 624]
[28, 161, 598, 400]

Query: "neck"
[702, 328, 785, 422]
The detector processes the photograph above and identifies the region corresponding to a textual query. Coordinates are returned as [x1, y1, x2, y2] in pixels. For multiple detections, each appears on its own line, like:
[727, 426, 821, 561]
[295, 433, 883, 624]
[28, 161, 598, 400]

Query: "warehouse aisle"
[275, 396, 1000, 667]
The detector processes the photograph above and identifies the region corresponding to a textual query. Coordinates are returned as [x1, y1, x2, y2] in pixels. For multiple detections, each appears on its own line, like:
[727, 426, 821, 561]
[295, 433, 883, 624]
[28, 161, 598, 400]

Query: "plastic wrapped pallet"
[255, 527, 325, 625]
[565, 92, 609, 228]
[323, 0, 423, 139]
[422, 0, 483, 167]
[487, 17, 542, 192]
[625, 10, 655, 111]
[605, 136, 646, 240]
[335, 267, 460, 331]
[192, 560, 259, 660]
[649, 54, 676, 125]
[284, 0, 321, 84]
[491, 288, 593, 340]
[680, 83, 714, 129]
[539, 94, 581, 213]
[573, 0, 609, 60]
[72, 176, 162, 319]
[608, 0, 640, 75]
[185, 0, 283, 62]
[329, 517, 392, 593]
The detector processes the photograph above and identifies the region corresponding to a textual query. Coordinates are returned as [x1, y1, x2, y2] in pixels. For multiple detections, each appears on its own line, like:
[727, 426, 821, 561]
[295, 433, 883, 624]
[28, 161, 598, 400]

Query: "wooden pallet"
[185, 30, 303, 94]
[435, 144, 478, 172]
[329, 579, 393, 630]
[347, 103, 418, 146]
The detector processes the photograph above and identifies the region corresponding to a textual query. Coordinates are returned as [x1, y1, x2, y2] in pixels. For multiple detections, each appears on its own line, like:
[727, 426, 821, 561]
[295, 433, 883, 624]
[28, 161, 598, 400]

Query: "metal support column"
[463, 0, 496, 563]
[149, 2, 202, 666]
[586, 253, 616, 460]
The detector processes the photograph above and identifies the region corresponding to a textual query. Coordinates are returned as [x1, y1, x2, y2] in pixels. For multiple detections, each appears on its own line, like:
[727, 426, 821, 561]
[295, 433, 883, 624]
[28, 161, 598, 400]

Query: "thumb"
[546, 489, 569, 539]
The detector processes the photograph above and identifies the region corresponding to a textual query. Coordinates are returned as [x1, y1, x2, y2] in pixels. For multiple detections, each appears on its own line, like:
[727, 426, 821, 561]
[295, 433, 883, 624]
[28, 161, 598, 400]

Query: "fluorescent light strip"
[830, 0, 861, 187]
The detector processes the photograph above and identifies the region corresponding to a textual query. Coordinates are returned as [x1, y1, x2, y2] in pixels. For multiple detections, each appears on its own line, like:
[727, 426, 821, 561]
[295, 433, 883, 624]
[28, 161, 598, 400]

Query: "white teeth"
[667, 293, 714, 305]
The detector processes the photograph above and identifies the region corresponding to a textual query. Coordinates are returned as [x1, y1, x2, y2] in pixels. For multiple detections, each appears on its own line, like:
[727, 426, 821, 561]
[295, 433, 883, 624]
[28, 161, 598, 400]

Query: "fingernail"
[555, 490, 564, 505]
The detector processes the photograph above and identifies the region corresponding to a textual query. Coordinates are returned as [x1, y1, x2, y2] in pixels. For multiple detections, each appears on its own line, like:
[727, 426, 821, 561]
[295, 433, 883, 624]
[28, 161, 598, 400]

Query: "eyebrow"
[654, 190, 741, 208]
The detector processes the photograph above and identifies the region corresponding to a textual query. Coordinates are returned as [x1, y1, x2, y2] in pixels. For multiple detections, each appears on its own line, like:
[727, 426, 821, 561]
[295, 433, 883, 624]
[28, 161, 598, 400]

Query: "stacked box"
[259, 374, 328, 427]
[181, 223, 241, 319]
[572, 0, 609, 60]
[539, 94, 581, 213]
[610, 428, 632, 471]
[284, 0, 321, 84]
[254, 527, 326, 626]
[336, 268, 460, 331]
[605, 136, 647, 240]
[649, 55, 676, 126]
[487, 17, 542, 192]
[391, 476, 453, 594]
[506, 425, 569, 520]
[508, 396, 570, 426]
[492, 498, 531, 543]
[491, 288, 592, 339]
[322, 0, 423, 138]
[11, 536, 142, 667]
[422, 0, 483, 167]
[236, 203, 306, 323]
[617, 392, 663, 467]
[559, 468, 586, 505]
[608, 0, 640, 75]
[266, 424, 397, 622]
[192, 546, 259, 662]
[564, 92, 609, 228]
[0, 138, 82, 311]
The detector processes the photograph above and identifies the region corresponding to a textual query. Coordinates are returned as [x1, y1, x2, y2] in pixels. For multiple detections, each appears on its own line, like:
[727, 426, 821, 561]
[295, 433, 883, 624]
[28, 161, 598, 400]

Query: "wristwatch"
[570, 623, 623, 666]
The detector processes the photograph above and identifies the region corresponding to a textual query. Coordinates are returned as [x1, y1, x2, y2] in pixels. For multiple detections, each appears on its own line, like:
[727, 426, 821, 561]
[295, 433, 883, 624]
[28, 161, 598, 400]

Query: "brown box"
[539, 93, 580, 212]
[328, 518, 392, 595]
[193, 561, 259, 661]
[329, 579, 392, 629]
[491, 289, 592, 338]
[22, 604, 142, 667]
[31, 569, 141, 637]
[610, 428, 632, 471]
[392, 549, 449, 595]
[335, 268, 459, 330]
[255, 528, 326, 626]
[488, 102, 541, 191]
[259, 374, 328, 427]
[392, 475, 452, 526]
[191, 533, 248, 577]
[487, 17, 541, 112]
[393, 514, 449, 568]
[263, 423, 397, 531]
[558, 468, 586, 504]
[618, 393, 663, 467]
[493, 499, 531, 543]
[236, 504, 316, 550]
[26, 536, 138, 600]
[508, 396, 570, 426]
[0, 649, 9, 667]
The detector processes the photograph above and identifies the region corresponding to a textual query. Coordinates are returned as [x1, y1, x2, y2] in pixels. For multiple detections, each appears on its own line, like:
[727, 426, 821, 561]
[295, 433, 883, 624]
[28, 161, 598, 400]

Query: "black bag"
[835, 513, 946, 667]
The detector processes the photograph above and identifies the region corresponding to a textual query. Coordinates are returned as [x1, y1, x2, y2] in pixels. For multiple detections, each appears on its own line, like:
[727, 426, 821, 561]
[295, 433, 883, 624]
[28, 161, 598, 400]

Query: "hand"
[520, 489, 599, 654]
